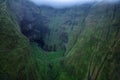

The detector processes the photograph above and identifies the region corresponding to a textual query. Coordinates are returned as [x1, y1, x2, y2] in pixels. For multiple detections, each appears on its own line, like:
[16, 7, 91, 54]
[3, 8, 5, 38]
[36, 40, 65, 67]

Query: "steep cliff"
[65, 2, 120, 80]
[0, 0, 37, 80]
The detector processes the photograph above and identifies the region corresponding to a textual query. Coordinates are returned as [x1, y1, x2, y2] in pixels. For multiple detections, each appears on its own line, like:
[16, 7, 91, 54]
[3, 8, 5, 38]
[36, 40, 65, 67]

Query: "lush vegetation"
[0, 0, 120, 80]
[0, 1, 37, 80]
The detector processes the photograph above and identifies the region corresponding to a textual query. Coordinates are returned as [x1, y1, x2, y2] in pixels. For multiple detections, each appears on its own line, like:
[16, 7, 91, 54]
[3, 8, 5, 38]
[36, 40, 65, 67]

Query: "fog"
[29, 0, 119, 8]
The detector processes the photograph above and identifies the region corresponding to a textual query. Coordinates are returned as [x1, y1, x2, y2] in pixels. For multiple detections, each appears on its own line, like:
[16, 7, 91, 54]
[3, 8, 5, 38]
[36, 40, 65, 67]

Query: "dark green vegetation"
[0, 0, 37, 80]
[0, 0, 120, 80]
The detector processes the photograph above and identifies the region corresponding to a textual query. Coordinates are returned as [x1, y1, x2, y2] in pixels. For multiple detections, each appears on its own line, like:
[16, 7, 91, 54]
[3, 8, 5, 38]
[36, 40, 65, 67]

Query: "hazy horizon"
[29, 0, 119, 8]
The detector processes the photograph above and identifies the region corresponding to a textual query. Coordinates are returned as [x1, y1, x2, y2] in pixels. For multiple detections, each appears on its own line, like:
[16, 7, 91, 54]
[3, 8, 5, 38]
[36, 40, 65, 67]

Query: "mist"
[29, 0, 119, 8]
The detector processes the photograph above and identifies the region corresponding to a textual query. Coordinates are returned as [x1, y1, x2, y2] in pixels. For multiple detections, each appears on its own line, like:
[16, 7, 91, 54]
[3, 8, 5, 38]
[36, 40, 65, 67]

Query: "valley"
[0, 0, 120, 80]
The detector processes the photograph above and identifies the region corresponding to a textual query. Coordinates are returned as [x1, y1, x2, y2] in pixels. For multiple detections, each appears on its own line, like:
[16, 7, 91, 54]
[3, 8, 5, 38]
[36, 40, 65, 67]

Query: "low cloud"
[29, 0, 119, 8]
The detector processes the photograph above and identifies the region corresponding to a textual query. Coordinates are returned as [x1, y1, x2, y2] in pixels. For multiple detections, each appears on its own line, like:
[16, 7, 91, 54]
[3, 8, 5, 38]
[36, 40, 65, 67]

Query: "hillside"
[0, 0, 37, 80]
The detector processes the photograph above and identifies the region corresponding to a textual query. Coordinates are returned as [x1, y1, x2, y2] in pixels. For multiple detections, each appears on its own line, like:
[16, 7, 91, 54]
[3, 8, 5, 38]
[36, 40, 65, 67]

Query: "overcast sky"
[29, 0, 119, 8]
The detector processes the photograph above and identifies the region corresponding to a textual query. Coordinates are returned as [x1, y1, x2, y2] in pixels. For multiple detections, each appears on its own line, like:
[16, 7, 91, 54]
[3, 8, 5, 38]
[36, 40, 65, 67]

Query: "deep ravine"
[0, 0, 120, 80]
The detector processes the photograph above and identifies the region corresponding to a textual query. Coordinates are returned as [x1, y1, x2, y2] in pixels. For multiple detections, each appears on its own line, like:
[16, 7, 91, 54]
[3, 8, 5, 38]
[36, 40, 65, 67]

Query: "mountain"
[65, 2, 120, 80]
[0, 0, 120, 80]
[0, 0, 38, 80]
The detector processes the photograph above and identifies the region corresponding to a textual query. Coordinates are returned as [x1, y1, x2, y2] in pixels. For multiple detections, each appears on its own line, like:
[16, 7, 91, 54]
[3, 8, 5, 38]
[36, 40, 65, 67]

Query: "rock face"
[0, 0, 120, 80]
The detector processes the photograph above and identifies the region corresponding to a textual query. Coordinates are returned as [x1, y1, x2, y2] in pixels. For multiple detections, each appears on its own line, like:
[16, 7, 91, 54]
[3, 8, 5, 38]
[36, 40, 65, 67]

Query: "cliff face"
[0, 0, 120, 80]
[8, 0, 94, 51]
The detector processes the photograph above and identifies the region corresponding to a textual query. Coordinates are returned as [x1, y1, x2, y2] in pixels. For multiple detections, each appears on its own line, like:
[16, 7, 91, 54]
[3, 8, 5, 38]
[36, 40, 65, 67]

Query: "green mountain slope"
[65, 2, 120, 80]
[0, 1, 37, 80]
